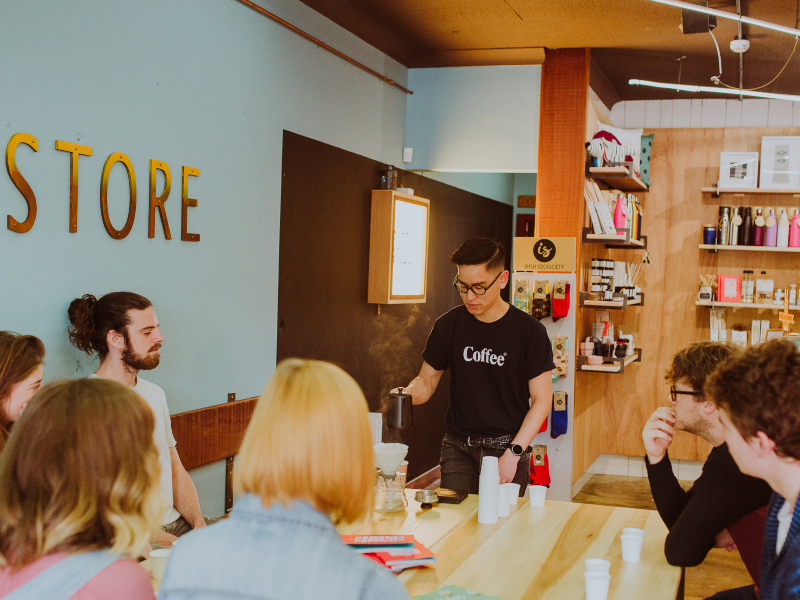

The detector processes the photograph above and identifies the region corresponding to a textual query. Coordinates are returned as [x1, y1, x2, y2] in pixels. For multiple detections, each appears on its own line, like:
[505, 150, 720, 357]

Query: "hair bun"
[67, 295, 98, 353]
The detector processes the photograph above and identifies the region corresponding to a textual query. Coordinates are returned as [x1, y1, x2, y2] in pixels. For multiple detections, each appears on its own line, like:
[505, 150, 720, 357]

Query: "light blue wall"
[0, 0, 408, 516]
[405, 66, 541, 172]
[413, 172, 515, 205]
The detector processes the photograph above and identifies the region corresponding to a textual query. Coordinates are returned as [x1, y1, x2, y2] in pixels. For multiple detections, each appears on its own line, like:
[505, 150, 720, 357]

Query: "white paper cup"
[478, 474, 500, 524]
[620, 533, 643, 562]
[149, 548, 171, 579]
[584, 558, 611, 574]
[497, 483, 510, 517]
[584, 571, 611, 600]
[480, 455, 499, 479]
[622, 527, 644, 538]
[530, 484, 547, 507]
[504, 483, 520, 504]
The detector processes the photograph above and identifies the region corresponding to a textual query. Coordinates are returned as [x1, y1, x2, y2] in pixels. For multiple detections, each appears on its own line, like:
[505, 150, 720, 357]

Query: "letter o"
[473, 351, 481, 362]
[100, 152, 137, 239]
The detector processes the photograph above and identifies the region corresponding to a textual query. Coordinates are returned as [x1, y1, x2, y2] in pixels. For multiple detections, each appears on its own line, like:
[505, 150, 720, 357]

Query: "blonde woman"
[0, 379, 163, 599]
[159, 359, 409, 600]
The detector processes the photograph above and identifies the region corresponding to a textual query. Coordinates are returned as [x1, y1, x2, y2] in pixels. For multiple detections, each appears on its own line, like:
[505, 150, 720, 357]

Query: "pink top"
[0, 552, 154, 600]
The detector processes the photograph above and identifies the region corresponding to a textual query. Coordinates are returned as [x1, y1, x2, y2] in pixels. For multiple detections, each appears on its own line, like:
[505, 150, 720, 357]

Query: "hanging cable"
[709, 28, 723, 83]
[716, 37, 798, 91]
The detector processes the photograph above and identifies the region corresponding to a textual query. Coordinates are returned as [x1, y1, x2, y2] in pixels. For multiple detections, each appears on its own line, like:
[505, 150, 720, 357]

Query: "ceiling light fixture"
[650, 0, 800, 37]
[629, 79, 800, 102]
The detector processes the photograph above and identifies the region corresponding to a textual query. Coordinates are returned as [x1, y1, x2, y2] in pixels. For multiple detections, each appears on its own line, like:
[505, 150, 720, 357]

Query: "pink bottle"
[613, 196, 627, 230]
[765, 208, 778, 247]
[790, 209, 800, 248]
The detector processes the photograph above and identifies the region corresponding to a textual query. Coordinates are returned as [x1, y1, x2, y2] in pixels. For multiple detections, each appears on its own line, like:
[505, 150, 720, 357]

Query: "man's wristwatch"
[508, 443, 529, 456]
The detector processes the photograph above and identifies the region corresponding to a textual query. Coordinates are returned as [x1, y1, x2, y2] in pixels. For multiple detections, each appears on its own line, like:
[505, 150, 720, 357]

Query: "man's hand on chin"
[498, 449, 520, 484]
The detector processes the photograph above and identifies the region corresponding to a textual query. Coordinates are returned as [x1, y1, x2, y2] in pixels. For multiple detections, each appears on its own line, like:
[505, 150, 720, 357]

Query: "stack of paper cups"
[621, 528, 644, 562]
[478, 456, 500, 524]
[497, 483, 510, 517]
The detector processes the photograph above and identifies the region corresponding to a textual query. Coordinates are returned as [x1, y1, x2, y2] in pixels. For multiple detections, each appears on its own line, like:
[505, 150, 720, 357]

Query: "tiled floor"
[574, 474, 754, 600]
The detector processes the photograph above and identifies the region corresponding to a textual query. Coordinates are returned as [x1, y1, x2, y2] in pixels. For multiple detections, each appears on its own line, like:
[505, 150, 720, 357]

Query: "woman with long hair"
[0, 331, 45, 451]
[159, 359, 409, 600]
[0, 378, 163, 599]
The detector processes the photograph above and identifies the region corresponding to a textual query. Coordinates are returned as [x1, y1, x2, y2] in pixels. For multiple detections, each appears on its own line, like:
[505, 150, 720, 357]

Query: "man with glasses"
[642, 342, 771, 600]
[398, 238, 554, 496]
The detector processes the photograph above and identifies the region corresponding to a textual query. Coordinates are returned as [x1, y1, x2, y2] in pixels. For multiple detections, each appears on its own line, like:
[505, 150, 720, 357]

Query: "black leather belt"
[447, 431, 531, 453]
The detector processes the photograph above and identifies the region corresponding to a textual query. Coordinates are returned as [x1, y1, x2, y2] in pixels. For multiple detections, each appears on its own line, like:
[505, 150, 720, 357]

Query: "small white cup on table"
[503, 483, 520, 505]
[584, 558, 611, 574]
[585, 570, 611, 600]
[149, 548, 171, 579]
[620, 533, 643, 562]
[530, 484, 547, 507]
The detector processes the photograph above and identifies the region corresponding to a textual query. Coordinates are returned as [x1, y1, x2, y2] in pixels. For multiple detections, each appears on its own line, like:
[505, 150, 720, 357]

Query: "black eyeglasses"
[670, 386, 702, 403]
[453, 271, 502, 296]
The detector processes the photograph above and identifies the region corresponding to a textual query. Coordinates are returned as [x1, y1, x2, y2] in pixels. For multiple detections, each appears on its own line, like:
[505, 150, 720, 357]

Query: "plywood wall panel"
[572, 126, 800, 483]
[536, 48, 590, 240]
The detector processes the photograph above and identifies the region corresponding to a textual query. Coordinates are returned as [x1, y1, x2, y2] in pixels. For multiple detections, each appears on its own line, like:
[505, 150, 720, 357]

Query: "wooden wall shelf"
[579, 291, 644, 310]
[702, 186, 800, 197]
[577, 348, 642, 374]
[699, 244, 800, 254]
[696, 300, 800, 311]
[582, 227, 647, 249]
[586, 164, 648, 191]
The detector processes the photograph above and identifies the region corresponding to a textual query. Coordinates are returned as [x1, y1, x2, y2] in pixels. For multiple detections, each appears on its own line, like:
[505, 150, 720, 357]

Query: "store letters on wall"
[4, 132, 200, 242]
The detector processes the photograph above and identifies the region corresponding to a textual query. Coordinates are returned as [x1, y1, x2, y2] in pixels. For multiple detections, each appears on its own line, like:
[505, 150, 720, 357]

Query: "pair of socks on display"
[551, 337, 568, 381]
[525, 280, 571, 322]
[530, 444, 550, 487]
[550, 392, 568, 439]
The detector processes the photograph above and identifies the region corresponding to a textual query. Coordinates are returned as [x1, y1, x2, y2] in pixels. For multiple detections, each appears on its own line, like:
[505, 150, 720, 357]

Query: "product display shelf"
[585, 163, 649, 192]
[696, 300, 800, 311]
[577, 348, 642, 374]
[582, 227, 647, 249]
[702, 185, 800, 197]
[699, 244, 800, 254]
[579, 291, 644, 310]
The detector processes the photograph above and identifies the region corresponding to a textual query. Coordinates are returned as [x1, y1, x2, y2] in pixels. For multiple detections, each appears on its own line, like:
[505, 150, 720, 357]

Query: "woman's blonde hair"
[235, 359, 375, 524]
[0, 379, 163, 569]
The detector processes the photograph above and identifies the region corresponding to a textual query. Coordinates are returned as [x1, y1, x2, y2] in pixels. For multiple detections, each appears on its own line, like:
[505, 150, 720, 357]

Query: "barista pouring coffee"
[396, 239, 554, 496]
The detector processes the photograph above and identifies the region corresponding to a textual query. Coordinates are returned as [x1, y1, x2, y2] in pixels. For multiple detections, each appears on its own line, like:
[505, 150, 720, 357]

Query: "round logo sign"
[533, 239, 556, 263]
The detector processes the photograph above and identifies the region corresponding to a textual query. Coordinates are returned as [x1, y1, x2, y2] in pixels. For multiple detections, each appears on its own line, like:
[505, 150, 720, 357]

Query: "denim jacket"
[158, 494, 409, 600]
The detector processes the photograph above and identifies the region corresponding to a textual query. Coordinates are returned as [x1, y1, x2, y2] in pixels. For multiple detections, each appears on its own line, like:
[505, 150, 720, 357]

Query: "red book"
[342, 534, 415, 554]
[374, 540, 437, 572]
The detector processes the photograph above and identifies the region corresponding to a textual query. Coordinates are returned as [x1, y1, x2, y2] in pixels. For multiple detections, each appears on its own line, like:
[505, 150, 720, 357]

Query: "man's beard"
[122, 339, 161, 371]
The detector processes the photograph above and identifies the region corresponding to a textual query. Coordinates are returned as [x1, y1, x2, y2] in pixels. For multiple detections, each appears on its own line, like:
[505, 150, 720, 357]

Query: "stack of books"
[342, 535, 436, 573]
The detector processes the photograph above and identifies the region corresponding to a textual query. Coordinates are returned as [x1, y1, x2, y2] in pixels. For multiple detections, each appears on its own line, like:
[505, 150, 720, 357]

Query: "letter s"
[6, 133, 38, 233]
[463, 346, 473, 362]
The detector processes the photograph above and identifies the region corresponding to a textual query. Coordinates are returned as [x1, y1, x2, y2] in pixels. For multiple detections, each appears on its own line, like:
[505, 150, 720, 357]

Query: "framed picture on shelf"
[719, 152, 758, 189]
[765, 329, 785, 342]
[760, 136, 800, 189]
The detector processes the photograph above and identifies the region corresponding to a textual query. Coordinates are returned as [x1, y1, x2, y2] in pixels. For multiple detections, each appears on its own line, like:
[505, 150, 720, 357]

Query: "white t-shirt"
[90, 374, 181, 525]
[777, 499, 794, 555]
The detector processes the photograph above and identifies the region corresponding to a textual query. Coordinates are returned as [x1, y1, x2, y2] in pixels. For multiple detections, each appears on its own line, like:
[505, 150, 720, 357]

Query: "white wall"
[405, 66, 541, 172]
[610, 98, 800, 129]
[0, 0, 408, 516]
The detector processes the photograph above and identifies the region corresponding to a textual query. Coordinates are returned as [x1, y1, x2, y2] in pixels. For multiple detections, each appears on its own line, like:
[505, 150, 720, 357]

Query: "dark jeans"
[705, 585, 758, 600]
[440, 433, 531, 496]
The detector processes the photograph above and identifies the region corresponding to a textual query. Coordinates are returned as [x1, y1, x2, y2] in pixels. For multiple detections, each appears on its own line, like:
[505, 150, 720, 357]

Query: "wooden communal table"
[348, 490, 682, 600]
[148, 490, 682, 600]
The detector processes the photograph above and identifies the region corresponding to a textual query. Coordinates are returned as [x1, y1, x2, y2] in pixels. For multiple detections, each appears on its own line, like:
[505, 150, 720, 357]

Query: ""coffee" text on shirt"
[463, 346, 505, 366]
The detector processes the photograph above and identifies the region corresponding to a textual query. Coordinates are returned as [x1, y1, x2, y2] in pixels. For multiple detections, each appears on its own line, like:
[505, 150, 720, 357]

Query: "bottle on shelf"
[717, 207, 730, 246]
[613, 194, 627, 230]
[765, 208, 778, 247]
[790, 209, 800, 248]
[753, 208, 766, 247]
[729, 207, 741, 245]
[740, 207, 752, 246]
[742, 270, 755, 304]
[778, 209, 790, 248]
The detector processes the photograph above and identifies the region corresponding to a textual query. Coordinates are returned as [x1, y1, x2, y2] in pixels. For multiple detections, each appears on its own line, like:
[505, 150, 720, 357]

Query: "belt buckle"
[467, 436, 475, 447]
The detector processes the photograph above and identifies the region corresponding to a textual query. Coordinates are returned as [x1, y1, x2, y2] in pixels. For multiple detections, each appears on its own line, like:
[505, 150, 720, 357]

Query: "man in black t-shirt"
[399, 239, 554, 496]
[642, 342, 771, 600]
